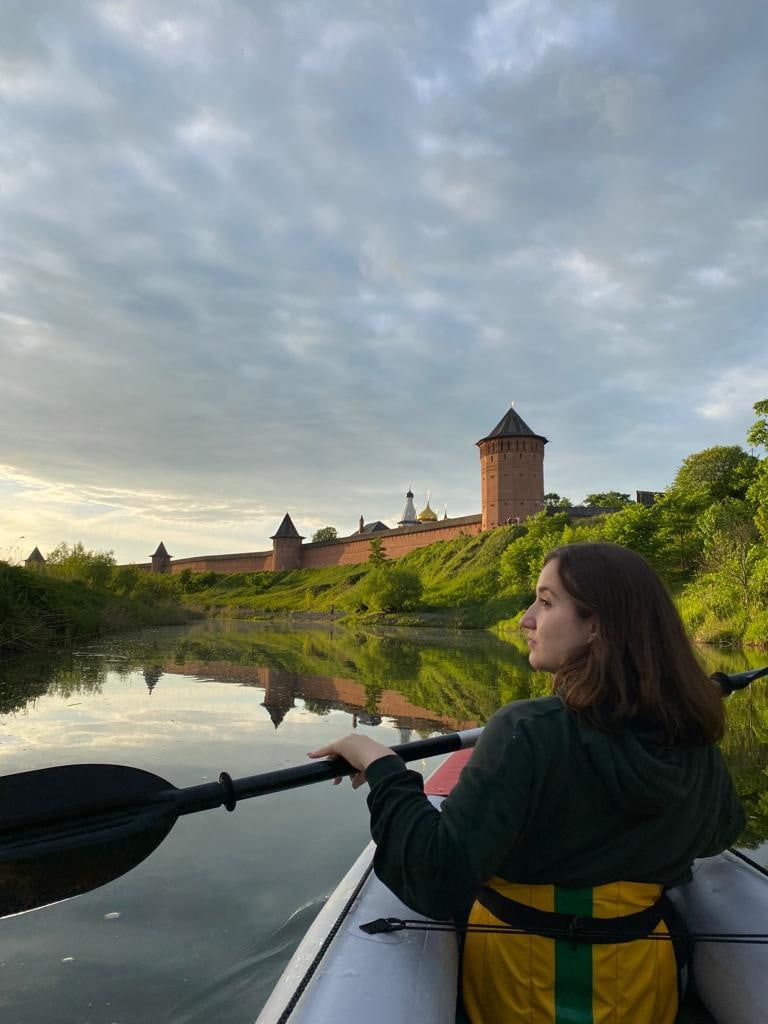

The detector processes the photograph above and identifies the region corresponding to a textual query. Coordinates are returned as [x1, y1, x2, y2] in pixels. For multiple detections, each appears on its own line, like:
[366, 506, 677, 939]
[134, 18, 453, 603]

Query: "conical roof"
[476, 405, 548, 446]
[398, 487, 418, 526]
[271, 513, 304, 540]
[152, 542, 171, 558]
[25, 546, 45, 564]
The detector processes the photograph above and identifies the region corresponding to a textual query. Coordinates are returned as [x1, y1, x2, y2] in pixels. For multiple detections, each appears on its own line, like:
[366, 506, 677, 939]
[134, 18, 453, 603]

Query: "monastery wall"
[168, 550, 273, 574]
[300, 514, 483, 569]
[159, 515, 484, 575]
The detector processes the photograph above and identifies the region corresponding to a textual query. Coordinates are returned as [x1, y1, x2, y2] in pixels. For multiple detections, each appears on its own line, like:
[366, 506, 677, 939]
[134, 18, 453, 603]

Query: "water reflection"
[2, 622, 767, 852]
[0, 621, 767, 1024]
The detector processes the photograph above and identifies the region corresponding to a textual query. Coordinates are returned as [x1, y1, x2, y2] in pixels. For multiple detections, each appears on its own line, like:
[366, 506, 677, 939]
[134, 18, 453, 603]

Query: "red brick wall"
[168, 551, 273, 574]
[300, 516, 483, 568]
[156, 516, 484, 575]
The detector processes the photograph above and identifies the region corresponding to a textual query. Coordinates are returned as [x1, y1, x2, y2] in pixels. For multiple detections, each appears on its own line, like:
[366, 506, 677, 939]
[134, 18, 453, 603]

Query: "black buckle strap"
[476, 886, 665, 945]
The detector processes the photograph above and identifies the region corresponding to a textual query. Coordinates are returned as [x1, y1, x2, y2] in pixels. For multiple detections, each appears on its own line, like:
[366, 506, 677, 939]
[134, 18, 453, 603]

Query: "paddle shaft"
[167, 726, 485, 817]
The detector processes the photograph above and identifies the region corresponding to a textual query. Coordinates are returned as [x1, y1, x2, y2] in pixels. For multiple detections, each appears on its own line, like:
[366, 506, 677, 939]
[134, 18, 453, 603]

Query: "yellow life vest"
[461, 878, 678, 1024]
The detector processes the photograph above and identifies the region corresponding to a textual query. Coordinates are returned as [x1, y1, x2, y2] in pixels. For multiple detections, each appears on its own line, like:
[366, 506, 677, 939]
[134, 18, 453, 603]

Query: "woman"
[309, 543, 744, 1023]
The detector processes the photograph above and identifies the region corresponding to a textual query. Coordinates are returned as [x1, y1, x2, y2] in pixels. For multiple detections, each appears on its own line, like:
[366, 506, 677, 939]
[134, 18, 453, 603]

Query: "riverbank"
[0, 563, 194, 657]
[4, 517, 767, 656]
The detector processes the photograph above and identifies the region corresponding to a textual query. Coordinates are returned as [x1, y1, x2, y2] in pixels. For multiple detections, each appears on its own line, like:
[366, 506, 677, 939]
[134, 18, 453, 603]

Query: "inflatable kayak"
[256, 747, 767, 1024]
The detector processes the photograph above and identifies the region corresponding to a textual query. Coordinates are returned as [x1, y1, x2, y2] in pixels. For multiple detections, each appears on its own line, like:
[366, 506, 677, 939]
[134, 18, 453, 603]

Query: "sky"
[2, 0, 768, 565]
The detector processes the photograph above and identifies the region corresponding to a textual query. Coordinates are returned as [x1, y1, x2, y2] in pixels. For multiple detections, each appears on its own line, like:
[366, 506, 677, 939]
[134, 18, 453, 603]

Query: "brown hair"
[544, 543, 725, 746]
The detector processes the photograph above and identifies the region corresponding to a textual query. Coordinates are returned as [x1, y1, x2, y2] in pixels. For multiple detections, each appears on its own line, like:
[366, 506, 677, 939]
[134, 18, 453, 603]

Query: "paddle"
[0, 726, 483, 918]
[2, 665, 765, 920]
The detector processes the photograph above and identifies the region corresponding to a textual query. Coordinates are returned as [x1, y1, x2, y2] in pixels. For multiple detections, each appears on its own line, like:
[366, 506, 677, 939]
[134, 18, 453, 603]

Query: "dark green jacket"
[366, 696, 745, 921]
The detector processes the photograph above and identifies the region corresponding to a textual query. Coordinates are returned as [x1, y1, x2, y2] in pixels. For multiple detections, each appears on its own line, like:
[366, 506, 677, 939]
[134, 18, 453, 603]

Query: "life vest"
[461, 878, 678, 1024]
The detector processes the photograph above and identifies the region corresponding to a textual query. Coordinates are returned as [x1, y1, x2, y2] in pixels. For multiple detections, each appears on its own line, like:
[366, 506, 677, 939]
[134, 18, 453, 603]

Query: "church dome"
[417, 498, 438, 522]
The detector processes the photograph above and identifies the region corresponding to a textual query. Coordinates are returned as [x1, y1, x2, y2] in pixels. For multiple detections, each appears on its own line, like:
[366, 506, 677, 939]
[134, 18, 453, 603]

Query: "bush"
[743, 611, 768, 648]
[356, 566, 423, 612]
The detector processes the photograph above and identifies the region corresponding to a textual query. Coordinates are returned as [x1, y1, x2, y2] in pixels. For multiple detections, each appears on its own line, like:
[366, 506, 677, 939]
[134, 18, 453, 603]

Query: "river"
[1, 620, 766, 1023]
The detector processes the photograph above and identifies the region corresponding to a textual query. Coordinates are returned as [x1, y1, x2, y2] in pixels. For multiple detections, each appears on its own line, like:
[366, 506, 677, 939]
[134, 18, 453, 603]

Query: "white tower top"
[398, 487, 418, 526]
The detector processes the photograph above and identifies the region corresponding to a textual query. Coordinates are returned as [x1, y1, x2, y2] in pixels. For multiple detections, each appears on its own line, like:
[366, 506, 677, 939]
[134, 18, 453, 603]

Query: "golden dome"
[417, 499, 438, 522]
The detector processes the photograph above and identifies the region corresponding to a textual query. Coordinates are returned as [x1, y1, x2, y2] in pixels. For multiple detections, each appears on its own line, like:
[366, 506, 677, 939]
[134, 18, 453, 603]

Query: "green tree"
[583, 492, 631, 508]
[747, 400, 768, 542]
[357, 566, 422, 612]
[600, 502, 667, 571]
[697, 499, 761, 613]
[746, 398, 768, 451]
[544, 492, 572, 509]
[45, 542, 116, 589]
[673, 445, 758, 504]
[312, 526, 338, 542]
[654, 490, 704, 577]
[368, 537, 387, 566]
[498, 512, 569, 596]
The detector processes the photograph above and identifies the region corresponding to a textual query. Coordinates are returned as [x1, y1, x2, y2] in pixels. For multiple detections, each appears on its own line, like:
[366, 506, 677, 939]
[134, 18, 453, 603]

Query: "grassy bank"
[0, 563, 192, 657]
[180, 525, 527, 627]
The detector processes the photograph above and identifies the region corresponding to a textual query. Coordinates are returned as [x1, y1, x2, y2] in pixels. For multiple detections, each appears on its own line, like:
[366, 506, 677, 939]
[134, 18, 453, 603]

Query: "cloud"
[1, 0, 767, 561]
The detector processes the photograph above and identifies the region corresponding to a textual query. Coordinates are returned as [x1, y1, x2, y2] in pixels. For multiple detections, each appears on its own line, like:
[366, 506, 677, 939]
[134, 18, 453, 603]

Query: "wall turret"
[151, 542, 172, 574]
[271, 513, 304, 570]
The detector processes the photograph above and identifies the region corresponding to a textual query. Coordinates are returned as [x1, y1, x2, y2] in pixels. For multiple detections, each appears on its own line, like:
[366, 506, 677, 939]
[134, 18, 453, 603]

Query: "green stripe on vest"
[554, 887, 594, 1023]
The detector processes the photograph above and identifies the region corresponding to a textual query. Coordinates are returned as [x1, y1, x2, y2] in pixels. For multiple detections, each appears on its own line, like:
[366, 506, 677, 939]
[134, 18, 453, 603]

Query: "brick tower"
[477, 406, 547, 529]
[271, 513, 304, 570]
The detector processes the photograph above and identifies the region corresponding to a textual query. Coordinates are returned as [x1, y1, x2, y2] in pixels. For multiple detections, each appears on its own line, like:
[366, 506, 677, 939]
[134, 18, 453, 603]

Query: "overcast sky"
[2, 0, 768, 565]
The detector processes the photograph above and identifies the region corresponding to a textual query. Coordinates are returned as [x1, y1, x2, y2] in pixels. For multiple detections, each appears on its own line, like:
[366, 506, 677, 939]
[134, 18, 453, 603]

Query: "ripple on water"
[156, 895, 328, 1024]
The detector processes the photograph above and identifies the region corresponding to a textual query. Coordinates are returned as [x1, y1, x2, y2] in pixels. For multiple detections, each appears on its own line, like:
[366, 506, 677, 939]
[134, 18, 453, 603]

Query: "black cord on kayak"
[360, 917, 768, 945]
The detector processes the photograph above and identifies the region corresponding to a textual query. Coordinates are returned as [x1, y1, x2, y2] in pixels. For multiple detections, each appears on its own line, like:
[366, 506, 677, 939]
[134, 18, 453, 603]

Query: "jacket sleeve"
[365, 705, 536, 920]
[697, 748, 746, 857]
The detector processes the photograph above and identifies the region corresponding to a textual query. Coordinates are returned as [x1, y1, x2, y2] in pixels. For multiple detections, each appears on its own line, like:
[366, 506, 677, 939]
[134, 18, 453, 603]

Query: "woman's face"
[520, 558, 596, 673]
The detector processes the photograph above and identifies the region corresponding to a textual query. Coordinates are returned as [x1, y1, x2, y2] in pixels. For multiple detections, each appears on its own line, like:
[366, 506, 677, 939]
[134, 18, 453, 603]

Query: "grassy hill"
[179, 524, 526, 627]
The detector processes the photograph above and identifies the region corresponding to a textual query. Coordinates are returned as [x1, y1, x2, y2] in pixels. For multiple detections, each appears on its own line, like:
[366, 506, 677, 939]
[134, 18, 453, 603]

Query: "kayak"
[255, 748, 767, 1024]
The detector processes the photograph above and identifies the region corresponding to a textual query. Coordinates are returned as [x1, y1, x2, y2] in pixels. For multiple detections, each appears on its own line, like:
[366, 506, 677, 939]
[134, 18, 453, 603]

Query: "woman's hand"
[308, 734, 393, 789]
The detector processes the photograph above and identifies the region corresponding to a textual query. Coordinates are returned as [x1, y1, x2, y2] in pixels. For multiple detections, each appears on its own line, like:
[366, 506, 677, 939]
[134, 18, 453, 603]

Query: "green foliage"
[599, 502, 668, 572]
[544, 492, 572, 509]
[652, 489, 705, 578]
[498, 512, 570, 597]
[746, 399, 768, 451]
[749, 463, 768, 543]
[673, 445, 758, 504]
[368, 537, 387, 566]
[45, 542, 116, 588]
[312, 526, 338, 542]
[583, 492, 631, 507]
[355, 566, 423, 612]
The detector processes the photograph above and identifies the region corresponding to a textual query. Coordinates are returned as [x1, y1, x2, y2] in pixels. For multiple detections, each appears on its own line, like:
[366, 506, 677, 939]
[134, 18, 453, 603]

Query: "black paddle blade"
[1, 816, 175, 918]
[712, 666, 768, 695]
[0, 764, 179, 918]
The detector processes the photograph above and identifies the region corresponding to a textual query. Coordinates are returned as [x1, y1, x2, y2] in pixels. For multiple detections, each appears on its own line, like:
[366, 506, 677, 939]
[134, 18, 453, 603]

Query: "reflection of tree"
[720, 685, 768, 848]
[4, 618, 767, 850]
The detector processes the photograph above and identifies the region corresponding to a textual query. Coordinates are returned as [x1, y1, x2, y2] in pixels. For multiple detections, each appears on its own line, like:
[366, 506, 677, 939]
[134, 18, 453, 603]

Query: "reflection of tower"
[477, 404, 547, 529]
[397, 727, 412, 745]
[143, 666, 163, 694]
[398, 488, 418, 527]
[357, 711, 382, 727]
[261, 668, 297, 728]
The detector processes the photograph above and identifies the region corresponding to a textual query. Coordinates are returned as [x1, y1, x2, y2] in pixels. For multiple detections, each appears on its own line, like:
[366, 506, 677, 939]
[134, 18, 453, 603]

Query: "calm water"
[0, 620, 766, 1024]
